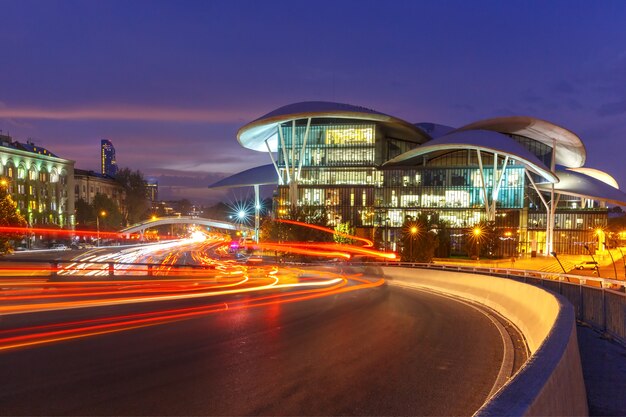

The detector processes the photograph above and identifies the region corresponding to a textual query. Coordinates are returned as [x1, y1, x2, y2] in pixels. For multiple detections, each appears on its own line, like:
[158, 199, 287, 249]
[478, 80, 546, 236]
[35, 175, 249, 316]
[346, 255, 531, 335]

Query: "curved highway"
[0, 281, 512, 415]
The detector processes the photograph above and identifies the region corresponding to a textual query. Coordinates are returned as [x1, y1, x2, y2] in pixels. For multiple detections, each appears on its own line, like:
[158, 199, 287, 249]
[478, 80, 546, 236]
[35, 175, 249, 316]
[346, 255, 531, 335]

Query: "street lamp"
[583, 244, 600, 277]
[96, 210, 107, 247]
[613, 239, 626, 280]
[550, 251, 569, 281]
[409, 225, 418, 261]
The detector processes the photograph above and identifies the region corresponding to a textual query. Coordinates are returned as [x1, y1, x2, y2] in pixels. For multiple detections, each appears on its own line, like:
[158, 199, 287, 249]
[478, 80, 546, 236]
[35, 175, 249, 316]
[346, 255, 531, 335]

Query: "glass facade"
[272, 118, 607, 256]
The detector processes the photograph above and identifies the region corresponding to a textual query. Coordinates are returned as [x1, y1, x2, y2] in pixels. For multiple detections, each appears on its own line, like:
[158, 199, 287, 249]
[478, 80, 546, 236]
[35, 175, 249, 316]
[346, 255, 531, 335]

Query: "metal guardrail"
[0, 258, 218, 278]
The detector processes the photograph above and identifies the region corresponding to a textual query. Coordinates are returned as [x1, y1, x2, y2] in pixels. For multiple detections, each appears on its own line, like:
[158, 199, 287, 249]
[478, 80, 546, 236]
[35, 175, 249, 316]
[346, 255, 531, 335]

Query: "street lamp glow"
[410, 226, 418, 235]
[473, 227, 482, 237]
[238, 210, 247, 219]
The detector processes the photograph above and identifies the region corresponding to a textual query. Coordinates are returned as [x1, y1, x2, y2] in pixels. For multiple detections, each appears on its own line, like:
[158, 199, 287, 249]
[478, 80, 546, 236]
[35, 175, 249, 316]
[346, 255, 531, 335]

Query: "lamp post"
[613, 239, 626, 280]
[583, 244, 600, 277]
[384, 217, 390, 251]
[96, 210, 106, 247]
[550, 251, 569, 282]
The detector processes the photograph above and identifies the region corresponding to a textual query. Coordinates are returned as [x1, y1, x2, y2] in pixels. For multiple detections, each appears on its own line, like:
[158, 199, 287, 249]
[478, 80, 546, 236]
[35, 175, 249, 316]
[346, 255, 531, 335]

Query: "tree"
[75, 198, 95, 227]
[260, 206, 333, 243]
[115, 168, 149, 225]
[467, 221, 499, 259]
[401, 214, 438, 263]
[75, 195, 124, 230]
[93, 193, 124, 230]
[334, 221, 355, 244]
[0, 183, 27, 254]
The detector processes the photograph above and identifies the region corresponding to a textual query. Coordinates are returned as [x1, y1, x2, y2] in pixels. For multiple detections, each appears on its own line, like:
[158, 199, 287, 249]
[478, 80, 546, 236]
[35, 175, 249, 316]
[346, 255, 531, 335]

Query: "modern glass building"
[101, 139, 118, 177]
[222, 102, 626, 256]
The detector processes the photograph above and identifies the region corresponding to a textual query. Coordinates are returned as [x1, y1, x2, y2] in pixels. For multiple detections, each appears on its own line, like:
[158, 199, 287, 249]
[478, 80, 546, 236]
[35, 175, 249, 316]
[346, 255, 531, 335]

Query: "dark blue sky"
[1, 0, 626, 203]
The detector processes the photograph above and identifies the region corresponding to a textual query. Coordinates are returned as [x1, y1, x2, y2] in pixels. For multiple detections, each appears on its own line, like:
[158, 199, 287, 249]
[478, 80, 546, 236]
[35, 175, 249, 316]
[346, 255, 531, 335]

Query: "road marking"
[388, 281, 523, 405]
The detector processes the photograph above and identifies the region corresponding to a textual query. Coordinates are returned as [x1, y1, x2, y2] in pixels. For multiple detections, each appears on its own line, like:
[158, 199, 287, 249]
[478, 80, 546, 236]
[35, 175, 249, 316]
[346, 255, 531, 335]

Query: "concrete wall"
[380, 267, 588, 417]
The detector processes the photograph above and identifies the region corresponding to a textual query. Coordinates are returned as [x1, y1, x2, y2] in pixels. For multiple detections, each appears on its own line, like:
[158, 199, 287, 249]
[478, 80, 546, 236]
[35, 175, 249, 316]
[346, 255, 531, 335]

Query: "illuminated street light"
[583, 244, 600, 277]
[409, 225, 418, 261]
[238, 210, 247, 220]
[97, 210, 107, 247]
[473, 226, 483, 260]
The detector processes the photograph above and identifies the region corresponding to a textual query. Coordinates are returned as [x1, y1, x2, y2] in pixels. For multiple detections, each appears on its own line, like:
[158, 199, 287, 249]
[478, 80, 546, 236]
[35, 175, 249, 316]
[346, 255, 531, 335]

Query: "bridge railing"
[0, 258, 221, 279]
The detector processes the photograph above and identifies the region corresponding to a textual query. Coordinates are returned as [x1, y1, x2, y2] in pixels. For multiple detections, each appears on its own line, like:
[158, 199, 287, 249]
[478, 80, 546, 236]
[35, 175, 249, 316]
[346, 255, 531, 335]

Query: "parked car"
[574, 261, 598, 270]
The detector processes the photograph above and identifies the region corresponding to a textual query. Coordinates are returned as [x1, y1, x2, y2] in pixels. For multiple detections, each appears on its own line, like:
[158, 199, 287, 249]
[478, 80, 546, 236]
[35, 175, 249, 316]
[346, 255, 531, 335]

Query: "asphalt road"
[0, 282, 508, 416]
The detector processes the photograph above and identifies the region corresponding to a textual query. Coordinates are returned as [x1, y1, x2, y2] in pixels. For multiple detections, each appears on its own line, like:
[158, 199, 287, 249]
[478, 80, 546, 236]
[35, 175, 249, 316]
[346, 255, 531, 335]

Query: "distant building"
[145, 180, 158, 202]
[74, 169, 124, 208]
[101, 139, 118, 177]
[0, 133, 75, 228]
[226, 101, 626, 255]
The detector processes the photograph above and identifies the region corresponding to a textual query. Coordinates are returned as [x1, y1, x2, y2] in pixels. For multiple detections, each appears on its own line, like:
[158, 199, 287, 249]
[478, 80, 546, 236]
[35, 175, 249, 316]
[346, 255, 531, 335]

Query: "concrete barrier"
[380, 267, 588, 416]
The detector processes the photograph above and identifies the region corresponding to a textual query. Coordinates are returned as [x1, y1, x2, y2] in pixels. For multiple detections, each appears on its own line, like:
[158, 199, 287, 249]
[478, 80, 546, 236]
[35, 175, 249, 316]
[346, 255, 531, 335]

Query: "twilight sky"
[1, 0, 626, 204]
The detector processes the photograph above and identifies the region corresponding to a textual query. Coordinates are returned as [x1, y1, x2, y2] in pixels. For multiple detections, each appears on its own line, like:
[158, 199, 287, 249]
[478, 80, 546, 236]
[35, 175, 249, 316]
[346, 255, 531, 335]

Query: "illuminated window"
[325, 128, 374, 145]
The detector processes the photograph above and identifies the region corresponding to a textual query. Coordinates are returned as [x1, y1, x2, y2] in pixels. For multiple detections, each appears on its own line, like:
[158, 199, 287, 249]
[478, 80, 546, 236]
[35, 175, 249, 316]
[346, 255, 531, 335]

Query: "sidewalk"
[577, 325, 626, 416]
[435, 255, 626, 415]
[436, 249, 626, 277]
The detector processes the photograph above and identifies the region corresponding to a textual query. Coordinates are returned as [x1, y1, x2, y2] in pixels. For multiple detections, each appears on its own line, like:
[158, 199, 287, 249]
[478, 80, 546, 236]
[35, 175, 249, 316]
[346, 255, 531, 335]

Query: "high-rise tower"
[101, 139, 118, 177]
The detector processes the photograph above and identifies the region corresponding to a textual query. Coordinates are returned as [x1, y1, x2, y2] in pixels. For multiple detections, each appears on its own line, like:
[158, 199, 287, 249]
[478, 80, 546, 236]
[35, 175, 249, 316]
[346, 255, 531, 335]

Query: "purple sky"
[1, 0, 626, 204]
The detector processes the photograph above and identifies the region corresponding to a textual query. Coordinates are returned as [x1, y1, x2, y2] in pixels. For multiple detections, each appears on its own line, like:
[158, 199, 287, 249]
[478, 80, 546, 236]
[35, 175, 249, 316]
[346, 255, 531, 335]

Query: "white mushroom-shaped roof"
[237, 101, 429, 152]
[384, 129, 559, 183]
[208, 164, 278, 189]
[567, 167, 619, 189]
[538, 169, 626, 206]
[456, 116, 586, 168]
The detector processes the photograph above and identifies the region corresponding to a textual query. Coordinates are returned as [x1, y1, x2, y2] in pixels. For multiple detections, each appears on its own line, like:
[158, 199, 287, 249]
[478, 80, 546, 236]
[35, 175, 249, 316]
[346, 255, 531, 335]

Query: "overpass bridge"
[120, 216, 250, 239]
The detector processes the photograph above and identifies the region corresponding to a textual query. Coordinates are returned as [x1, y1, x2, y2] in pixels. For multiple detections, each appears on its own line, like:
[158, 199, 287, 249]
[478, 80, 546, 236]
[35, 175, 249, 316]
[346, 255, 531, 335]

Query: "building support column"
[547, 139, 558, 254]
[265, 139, 283, 185]
[491, 154, 509, 221]
[525, 170, 550, 253]
[254, 184, 260, 242]
[296, 118, 311, 181]
[476, 150, 491, 220]
[278, 124, 291, 185]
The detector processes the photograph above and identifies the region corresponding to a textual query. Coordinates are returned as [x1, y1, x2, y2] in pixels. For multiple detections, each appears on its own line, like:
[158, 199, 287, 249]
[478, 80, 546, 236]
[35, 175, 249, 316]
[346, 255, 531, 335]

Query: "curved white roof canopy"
[383, 129, 559, 183]
[208, 164, 278, 190]
[237, 101, 429, 152]
[538, 169, 626, 206]
[567, 167, 619, 189]
[456, 116, 586, 168]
